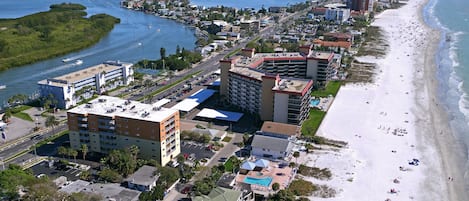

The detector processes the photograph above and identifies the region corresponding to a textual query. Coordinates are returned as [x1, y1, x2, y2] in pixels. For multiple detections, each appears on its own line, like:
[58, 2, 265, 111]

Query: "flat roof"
[59, 180, 90, 194]
[209, 78, 221, 86]
[272, 78, 313, 95]
[38, 61, 131, 87]
[234, 52, 306, 68]
[261, 121, 299, 136]
[196, 108, 244, 122]
[308, 51, 334, 60]
[124, 165, 158, 186]
[81, 183, 140, 201]
[229, 66, 266, 81]
[152, 98, 170, 108]
[171, 89, 216, 112]
[68, 95, 178, 122]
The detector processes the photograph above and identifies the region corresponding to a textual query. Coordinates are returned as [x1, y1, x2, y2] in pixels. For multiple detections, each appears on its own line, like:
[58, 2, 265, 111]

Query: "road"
[0, 124, 67, 168]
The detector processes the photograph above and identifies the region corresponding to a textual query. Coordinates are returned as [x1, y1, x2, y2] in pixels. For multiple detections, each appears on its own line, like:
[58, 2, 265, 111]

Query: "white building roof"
[171, 89, 215, 112]
[196, 108, 243, 122]
[152, 98, 170, 108]
[68, 96, 178, 122]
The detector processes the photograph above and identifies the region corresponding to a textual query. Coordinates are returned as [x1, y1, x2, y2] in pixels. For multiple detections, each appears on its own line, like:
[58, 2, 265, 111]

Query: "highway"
[0, 124, 67, 169]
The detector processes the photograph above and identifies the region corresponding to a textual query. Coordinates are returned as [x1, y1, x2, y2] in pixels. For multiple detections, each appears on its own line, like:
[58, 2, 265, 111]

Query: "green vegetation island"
[0, 3, 120, 71]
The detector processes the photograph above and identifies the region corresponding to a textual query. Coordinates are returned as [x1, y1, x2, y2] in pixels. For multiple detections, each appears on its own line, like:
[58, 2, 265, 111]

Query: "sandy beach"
[294, 0, 468, 200]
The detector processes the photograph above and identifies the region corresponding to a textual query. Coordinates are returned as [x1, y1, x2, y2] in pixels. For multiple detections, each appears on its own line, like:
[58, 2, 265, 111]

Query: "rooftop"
[171, 89, 216, 112]
[233, 52, 306, 68]
[68, 95, 178, 122]
[229, 66, 268, 81]
[193, 187, 242, 201]
[196, 108, 244, 122]
[38, 61, 131, 87]
[82, 183, 140, 201]
[260, 121, 299, 137]
[308, 51, 334, 60]
[124, 165, 158, 186]
[272, 77, 313, 95]
[251, 135, 293, 153]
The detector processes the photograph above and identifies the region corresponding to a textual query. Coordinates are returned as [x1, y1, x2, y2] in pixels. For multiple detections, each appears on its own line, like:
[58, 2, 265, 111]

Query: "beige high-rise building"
[67, 96, 180, 166]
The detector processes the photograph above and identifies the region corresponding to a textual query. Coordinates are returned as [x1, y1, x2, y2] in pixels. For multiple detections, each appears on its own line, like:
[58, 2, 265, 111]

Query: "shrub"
[222, 136, 232, 142]
[288, 179, 317, 196]
[272, 182, 280, 191]
[99, 168, 123, 183]
[298, 165, 332, 180]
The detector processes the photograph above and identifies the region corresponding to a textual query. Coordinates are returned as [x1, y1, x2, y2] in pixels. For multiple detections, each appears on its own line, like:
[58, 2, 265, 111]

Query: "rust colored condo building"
[67, 96, 180, 166]
[219, 47, 332, 125]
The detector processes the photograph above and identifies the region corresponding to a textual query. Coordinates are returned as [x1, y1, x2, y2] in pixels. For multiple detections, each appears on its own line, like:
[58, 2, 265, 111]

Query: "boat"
[74, 60, 83, 65]
[138, 42, 142, 46]
[0, 85, 6, 90]
[62, 58, 72, 63]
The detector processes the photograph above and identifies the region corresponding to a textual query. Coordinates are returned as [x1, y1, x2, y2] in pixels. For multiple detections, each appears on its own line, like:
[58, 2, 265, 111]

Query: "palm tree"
[81, 144, 88, 160]
[45, 115, 59, 131]
[2, 109, 11, 123]
[129, 145, 139, 160]
[57, 146, 67, 158]
[70, 149, 78, 163]
[293, 151, 300, 163]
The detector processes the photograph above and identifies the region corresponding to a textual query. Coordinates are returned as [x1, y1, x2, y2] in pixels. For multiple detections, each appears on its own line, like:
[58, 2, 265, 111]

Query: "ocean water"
[423, 0, 469, 192]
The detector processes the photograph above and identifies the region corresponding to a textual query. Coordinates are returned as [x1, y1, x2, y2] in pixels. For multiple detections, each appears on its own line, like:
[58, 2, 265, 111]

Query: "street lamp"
[0, 157, 5, 170]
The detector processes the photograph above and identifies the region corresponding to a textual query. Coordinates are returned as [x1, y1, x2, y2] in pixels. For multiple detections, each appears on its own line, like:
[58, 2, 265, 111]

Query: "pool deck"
[235, 161, 294, 192]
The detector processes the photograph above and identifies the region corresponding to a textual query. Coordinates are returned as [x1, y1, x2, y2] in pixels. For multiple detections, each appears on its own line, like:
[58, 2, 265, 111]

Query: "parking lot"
[180, 141, 215, 161]
[29, 161, 81, 181]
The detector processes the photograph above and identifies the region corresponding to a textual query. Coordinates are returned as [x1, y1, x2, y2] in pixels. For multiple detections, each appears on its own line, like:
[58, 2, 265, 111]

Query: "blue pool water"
[243, 176, 273, 187]
[310, 99, 320, 106]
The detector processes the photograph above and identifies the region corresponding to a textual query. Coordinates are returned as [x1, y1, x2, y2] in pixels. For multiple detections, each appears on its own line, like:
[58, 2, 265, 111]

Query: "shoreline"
[417, 0, 469, 199]
[300, 0, 465, 200]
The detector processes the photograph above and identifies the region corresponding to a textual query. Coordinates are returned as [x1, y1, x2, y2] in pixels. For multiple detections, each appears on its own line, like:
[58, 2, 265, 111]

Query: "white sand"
[297, 0, 453, 200]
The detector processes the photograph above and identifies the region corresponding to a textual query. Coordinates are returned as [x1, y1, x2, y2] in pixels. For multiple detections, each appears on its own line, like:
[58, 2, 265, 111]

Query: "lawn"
[301, 110, 326, 137]
[310, 81, 341, 97]
[224, 158, 234, 172]
[10, 105, 32, 113]
[12, 112, 33, 122]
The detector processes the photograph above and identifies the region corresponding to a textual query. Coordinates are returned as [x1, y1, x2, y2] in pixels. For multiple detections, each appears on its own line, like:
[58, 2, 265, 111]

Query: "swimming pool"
[310, 99, 320, 106]
[243, 176, 273, 187]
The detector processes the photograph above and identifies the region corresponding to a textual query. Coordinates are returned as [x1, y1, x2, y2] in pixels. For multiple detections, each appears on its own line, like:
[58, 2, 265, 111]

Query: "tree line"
[134, 45, 203, 71]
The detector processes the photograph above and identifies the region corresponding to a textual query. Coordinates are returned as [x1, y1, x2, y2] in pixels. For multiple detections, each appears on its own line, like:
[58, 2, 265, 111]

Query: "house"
[257, 121, 299, 140]
[250, 135, 293, 159]
[217, 173, 237, 188]
[193, 187, 252, 201]
[125, 165, 159, 192]
[60, 180, 141, 201]
[312, 7, 327, 16]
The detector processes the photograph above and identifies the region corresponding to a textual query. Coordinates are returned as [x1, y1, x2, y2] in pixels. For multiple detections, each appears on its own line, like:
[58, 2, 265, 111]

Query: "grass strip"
[12, 112, 33, 122]
[311, 81, 341, 97]
[301, 110, 326, 137]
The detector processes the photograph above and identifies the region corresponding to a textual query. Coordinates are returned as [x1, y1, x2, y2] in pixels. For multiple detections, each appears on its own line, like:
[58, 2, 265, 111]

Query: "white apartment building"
[38, 61, 133, 109]
[324, 3, 351, 23]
